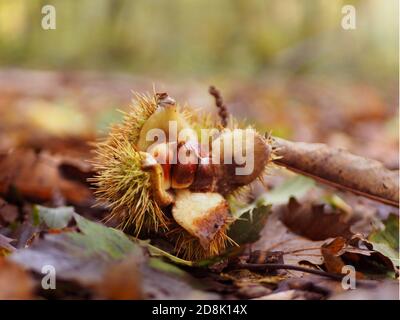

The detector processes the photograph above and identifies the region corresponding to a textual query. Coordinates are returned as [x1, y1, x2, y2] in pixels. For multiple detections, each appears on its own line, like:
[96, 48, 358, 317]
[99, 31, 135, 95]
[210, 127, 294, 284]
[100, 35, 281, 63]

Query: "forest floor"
[0, 69, 398, 300]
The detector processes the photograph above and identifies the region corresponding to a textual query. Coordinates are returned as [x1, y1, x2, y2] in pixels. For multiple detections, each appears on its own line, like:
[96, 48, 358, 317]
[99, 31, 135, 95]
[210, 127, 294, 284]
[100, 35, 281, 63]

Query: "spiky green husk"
[118, 93, 159, 145]
[91, 92, 275, 260]
[91, 93, 168, 235]
[91, 93, 202, 236]
[91, 134, 168, 234]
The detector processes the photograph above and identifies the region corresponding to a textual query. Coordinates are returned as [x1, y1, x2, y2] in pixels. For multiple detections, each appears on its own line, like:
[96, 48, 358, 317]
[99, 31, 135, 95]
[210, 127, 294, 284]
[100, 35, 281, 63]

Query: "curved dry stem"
[272, 137, 399, 207]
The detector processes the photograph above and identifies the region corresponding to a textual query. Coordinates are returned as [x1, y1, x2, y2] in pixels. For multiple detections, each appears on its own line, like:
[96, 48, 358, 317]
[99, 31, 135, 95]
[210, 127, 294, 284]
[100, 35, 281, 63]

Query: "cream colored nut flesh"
[172, 190, 229, 248]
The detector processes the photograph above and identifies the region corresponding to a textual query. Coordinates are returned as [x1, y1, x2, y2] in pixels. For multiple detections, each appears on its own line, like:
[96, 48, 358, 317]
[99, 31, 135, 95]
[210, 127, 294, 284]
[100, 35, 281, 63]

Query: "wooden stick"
[238, 263, 378, 286]
[272, 137, 399, 207]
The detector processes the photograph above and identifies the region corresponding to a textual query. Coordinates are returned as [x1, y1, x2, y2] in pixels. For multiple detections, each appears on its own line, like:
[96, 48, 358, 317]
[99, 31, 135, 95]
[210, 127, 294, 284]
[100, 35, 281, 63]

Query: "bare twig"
[209, 86, 228, 127]
[238, 263, 377, 286]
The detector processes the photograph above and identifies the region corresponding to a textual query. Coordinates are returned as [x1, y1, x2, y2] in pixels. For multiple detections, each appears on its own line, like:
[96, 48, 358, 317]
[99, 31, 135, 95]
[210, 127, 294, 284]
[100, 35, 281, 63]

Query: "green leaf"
[228, 204, 271, 245]
[258, 175, 315, 206]
[32, 206, 40, 227]
[11, 210, 140, 285]
[68, 213, 138, 260]
[148, 257, 190, 278]
[34, 205, 74, 229]
[137, 239, 195, 267]
[227, 175, 313, 245]
[11, 211, 219, 298]
[229, 175, 314, 219]
[142, 240, 236, 267]
[369, 214, 399, 267]
[324, 194, 352, 214]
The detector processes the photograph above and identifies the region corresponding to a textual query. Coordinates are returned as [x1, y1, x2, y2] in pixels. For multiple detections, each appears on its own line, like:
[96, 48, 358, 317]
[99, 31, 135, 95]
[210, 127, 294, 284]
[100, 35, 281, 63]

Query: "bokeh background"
[0, 0, 397, 79]
[0, 0, 398, 167]
[0, 0, 398, 301]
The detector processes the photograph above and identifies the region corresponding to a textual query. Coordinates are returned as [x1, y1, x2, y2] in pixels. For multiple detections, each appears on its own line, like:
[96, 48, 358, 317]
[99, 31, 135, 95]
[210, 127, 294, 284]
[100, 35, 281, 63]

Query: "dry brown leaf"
[0, 258, 35, 299]
[0, 149, 93, 205]
[93, 255, 143, 300]
[0, 198, 19, 225]
[280, 197, 355, 241]
[321, 236, 397, 278]
[253, 210, 325, 275]
[321, 237, 355, 275]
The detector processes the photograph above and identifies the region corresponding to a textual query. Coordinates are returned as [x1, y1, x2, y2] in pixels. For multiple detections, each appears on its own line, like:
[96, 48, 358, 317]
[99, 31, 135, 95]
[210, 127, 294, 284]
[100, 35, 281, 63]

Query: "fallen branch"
[272, 137, 399, 207]
[238, 263, 377, 286]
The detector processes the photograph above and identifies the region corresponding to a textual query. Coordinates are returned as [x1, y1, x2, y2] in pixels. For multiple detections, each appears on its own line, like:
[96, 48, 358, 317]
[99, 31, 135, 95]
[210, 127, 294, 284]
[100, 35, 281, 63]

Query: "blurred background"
[0, 0, 398, 167]
[0, 1, 398, 301]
